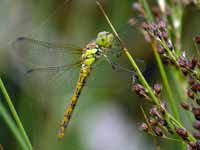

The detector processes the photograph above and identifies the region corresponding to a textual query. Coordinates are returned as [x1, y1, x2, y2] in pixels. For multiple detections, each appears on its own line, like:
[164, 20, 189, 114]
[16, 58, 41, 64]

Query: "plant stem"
[139, 0, 154, 22]
[97, 0, 196, 144]
[139, 0, 181, 122]
[0, 100, 28, 149]
[0, 78, 33, 150]
[123, 47, 159, 105]
[125, 43, 195, 142]
[151, 42, 180, 122]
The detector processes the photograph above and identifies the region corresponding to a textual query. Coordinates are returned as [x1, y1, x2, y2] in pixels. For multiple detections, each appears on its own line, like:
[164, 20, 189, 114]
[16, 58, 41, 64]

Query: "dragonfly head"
[96, 31, 114, 49]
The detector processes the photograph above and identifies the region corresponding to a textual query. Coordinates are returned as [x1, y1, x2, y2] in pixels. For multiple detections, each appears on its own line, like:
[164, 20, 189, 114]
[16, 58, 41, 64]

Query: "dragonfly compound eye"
[96, 31, 114, 48]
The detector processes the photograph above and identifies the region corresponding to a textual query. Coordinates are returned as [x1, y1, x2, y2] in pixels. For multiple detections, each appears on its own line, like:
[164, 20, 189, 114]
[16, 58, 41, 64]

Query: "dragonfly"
[12, 31, 135, 139]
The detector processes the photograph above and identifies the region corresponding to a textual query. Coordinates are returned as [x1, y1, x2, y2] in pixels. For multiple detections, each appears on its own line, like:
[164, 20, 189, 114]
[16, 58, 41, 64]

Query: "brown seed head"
[180, 102, 190, 110]
[153, 127, 163, 136]
[187, 90, 195, 99]
[138, 122, 148, 132]
[194, 34, 200, 44]
[188, 76, 195, 85]
[153, 83, 162, 95]
[193, 120, 200, 130]
[193, 131, 200, 139]
[175, 128, 188, 139]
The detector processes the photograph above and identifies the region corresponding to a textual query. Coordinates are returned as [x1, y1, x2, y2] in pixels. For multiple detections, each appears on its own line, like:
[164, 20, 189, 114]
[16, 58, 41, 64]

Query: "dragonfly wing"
[12, 37, 82, 72]
[11, 37, 83, 93]
[14, 37, 83, 54]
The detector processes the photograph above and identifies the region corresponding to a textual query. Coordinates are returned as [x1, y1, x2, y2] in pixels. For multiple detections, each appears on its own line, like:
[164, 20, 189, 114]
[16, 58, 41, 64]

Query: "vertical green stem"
[151, 42, 180, 122]
[140, 0, 181, 121]
[0, 101, 28, 149]
[0, 78, 33, 150]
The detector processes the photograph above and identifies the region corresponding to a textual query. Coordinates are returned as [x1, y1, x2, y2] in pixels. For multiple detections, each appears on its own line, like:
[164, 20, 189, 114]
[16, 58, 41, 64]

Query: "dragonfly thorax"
[81, 43, 104, 67]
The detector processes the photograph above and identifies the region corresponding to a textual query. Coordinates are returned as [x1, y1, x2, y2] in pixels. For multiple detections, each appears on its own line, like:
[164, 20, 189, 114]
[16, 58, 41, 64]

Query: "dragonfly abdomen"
[58, 65, 91, 139]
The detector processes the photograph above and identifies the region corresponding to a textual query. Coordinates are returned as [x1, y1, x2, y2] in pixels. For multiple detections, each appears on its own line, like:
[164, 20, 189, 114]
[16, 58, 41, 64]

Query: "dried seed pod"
[187, 90, 195, 99]
[194, 34, 200, 44]
[180, 102, 190, 110]
[175, 128, 188, 140]
[149, 118, 158, 126]
[156, 45, 165, 54]
[165, 40, 173, 50]
[196, 140, 200, 150]
[188, 142, 197, 150]
[178, 56, 187, 67]
[158, 20, 167, 31]
[153, 127, 163, 136]
[149, 107, 158, 116]
[160, 101, 167, 114]
[181, 67, 188, 76]
[188, 76, 195, 85]
[138, 123, 148, 132]
[191, 84, 200, 93]
[132, 84, 150, 100]
[188, 57, 197, 70]
[141, 22, 150, 31]
[149, 107, 162, 119]
[153, 83, 162, 95]
[162, 31, 168, 41]
[193, 120, 200, 130]
[193, 131, 200, 139]
[192, 107, 200, 121]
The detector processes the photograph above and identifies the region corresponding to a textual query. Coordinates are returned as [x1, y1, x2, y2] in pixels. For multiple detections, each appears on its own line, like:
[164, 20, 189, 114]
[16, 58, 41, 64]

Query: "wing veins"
[14, 37, 83, 54]
[27, 62, 81, 74]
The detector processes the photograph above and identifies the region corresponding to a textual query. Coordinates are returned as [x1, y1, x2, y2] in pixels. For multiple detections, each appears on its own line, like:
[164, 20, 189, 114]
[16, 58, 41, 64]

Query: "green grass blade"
[140, 0, 181, 122]
[0, 100, 28, 149]
[0, 78, 33, 150]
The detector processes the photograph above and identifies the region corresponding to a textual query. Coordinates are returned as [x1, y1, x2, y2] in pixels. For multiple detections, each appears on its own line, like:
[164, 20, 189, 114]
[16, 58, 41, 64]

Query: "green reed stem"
[139, 0, 154, 22]
[125, 43, 195, 142]
[0, 78, 33, 150]
[96, 0, 196, 143]
[151, 42, 180, 122]
[0, 100, 28, 149]
[139, 0, 181, 122]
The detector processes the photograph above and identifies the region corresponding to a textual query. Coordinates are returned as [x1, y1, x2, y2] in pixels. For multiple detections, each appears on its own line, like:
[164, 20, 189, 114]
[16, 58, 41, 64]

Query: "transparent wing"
[11, 37, 83, 93]
[12, 37, 82, 71]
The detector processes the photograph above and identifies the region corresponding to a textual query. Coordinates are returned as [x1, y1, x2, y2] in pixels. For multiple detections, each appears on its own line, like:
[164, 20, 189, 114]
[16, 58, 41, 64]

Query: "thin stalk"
[96, 0, 196, 143]
[125, 38, 196, 142]
[151, 42, 180, 122]
[139, 0, 154, 22]
[138, 0, 181, 121]
[0, 101, 28, 149]
[0, 78, 33, 150]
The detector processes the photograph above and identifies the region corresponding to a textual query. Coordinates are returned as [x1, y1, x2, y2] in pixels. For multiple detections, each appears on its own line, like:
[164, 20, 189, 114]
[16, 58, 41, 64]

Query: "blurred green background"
[0, 0, 200, 149]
